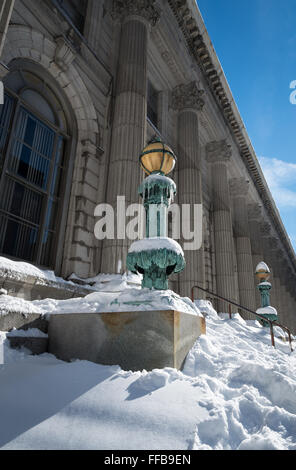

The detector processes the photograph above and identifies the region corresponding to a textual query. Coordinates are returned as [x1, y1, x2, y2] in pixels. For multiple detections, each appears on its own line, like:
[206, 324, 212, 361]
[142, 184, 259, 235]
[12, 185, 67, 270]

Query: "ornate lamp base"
[256, 281, 278, 327]
[127, 244, 185, 290]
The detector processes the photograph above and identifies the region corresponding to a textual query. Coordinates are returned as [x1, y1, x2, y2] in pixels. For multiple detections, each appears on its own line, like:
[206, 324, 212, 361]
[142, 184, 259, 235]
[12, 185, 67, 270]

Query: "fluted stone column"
[206, 140, 236, 312]
[286, 291, 293, 329]
[277, 255, 291, 327]
[287, 279, 295, 331]
[271, 255, 285, 324]
[277, 260, 296, 332]
[172, 81, 205, 298]
[0, 0, 15, 77]
[291, 287, 296, 320]
[248, 203, 264, 307]
[289, 284, 296, 332]
[286, 268, 296, 328]
[84, 0, 103, 50]
[284, 269, 293, 329]
[267, 237, 281, 312]
[230, 178, 256, 318]
[101, 0, 160, 274]
[260, 222, 278, 308]
[260, 222, 272, 270]
[280, 286, 290, 327]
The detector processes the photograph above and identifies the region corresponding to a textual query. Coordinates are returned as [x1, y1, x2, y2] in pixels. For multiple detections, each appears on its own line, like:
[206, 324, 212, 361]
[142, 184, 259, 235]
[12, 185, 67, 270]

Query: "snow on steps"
[0, 306, 295, 450]
[0, 256, 93, 301]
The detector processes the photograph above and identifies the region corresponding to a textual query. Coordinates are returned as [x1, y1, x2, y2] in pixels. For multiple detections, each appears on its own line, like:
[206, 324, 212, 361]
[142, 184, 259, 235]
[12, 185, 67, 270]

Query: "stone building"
[0, 0, 295, 330]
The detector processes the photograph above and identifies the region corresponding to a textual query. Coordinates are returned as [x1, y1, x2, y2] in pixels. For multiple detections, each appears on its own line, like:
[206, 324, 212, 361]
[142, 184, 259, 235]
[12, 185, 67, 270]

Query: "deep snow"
[0, 303, 295, 450]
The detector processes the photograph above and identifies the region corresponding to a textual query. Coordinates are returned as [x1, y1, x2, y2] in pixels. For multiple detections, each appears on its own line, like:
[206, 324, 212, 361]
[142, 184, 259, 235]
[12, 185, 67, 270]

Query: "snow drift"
[0, 304, 295, 450]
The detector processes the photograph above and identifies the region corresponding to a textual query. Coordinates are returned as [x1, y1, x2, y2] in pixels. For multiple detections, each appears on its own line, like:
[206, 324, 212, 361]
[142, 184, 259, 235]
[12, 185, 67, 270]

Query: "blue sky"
[197, 0, 296, 251]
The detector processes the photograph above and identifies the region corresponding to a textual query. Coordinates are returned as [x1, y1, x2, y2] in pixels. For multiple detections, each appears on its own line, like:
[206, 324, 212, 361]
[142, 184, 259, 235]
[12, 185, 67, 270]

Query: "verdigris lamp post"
[127, 136, 185, 290]
[255, 261, 278, 326]
[49, 141, 206, 372]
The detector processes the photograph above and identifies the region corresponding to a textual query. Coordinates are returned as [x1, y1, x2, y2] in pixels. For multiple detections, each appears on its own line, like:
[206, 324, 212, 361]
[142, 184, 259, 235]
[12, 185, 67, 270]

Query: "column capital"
[111, 0, 161, 26]
[248, 203, 262, 221]
[229, 177, 249, 197]
[171, 81, 205, 112]
[206, 139, 232, 163]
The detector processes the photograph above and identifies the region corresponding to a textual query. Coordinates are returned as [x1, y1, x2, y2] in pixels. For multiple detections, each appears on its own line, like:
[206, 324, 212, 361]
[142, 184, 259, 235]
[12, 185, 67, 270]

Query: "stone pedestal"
[48, 310, 206, 371]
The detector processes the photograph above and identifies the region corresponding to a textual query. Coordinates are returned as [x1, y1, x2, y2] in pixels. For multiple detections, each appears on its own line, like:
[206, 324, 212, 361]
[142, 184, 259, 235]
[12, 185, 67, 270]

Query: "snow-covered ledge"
[0, 257, 92, 301]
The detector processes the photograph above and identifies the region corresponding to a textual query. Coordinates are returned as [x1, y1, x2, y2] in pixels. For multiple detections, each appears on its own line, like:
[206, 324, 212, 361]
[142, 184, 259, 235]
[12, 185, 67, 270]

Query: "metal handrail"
[191, 285, 294, 352]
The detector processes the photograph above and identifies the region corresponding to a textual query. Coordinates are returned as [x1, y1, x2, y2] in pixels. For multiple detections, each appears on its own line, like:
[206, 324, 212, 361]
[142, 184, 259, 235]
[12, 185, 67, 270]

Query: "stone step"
[7, 328, 48, 355]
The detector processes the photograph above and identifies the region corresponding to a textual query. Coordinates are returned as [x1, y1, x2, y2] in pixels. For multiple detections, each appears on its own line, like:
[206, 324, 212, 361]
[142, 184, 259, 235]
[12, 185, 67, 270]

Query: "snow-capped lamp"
[255, 262, 278, 326]
[127, 136, 185, 290]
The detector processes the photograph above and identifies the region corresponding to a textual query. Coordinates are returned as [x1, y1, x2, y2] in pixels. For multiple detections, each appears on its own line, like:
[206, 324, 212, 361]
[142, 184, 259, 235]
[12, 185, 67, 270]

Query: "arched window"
[0, 64, 71, 268]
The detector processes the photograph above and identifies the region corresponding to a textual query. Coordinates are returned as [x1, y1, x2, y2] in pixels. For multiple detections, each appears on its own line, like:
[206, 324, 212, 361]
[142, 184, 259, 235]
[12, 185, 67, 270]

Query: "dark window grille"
[0, 87, 68, 268]
[147, 81, 159, 129]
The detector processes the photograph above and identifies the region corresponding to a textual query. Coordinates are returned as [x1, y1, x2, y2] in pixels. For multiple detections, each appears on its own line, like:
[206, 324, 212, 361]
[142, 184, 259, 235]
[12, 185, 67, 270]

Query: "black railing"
[191, 285, 294, 352]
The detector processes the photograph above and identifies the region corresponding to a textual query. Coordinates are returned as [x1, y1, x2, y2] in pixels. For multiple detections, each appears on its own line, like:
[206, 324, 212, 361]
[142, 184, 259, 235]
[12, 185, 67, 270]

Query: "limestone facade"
[0, 0, 295, 330]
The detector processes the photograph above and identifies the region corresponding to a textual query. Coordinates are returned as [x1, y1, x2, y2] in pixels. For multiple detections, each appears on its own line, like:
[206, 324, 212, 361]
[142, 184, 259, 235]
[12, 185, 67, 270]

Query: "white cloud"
[259, 157, 296, 208]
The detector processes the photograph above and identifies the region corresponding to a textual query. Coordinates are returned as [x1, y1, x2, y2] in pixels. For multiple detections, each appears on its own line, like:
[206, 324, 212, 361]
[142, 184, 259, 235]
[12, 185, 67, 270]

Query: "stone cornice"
[229, 178, 249, 197]
[111, 0, 161, 26]
[167, 0, 296, 275]
[171, 81, 205, 112]
[248, 203, 262, 221]
[206, 139, 232, 163]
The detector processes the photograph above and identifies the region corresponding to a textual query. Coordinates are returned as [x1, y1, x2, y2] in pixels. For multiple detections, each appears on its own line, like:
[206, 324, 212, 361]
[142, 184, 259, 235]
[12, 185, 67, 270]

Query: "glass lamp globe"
[139, 136, 176, 176]
[255, 262, 270, 282]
